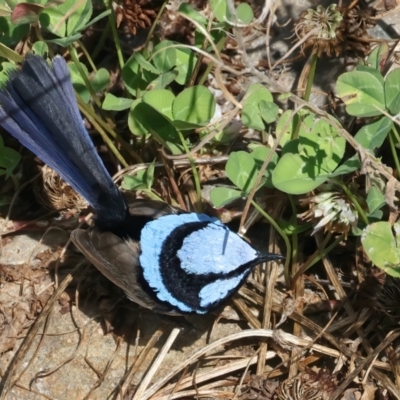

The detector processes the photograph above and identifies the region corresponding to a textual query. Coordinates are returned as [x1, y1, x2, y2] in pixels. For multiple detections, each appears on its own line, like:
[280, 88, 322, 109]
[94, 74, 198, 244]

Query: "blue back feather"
[0, 55, 127, 228]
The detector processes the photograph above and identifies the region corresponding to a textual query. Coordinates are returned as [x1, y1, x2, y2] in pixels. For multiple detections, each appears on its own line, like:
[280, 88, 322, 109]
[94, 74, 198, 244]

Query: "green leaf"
[31, 40, 48, 56]
[45, 33, 82, 46]
[272, 150, 327, 194]
[173, 46, 196, 85]
[236, 3, 253, 23]
[336, 71, 385, 117]
[210, 187, 243, 207]
[133, 52, 159, 74]
[241, 83, 274, 130]
[0, 60, 15, 85]
[272, 121, 345, 195]
[102, 93, 133, 111]
[297, 116, 345, 171]
[354, 116, 393, 151]
[366, 185, 385, 215]
[243, 83, 273, 106]
[385, 68, 400, 115]
[0, 16, 29, 46]
[280, 218, 311, 235]
[145, 160, 155, 189]
[0, 42, 23, 63]
[242, 103, 264, 130]
[366, 43, 389, 71]
[152, 41, 176, 73]
[275, 110, 295, 147]
[178, 3, 208, 25]
[0, 3, 11, 17]
[40, 0, 92, 37]
[172, 86, 216, 124]
[226, 151, 258, 194]
[122, 171, 147, 191]
[259, 100, 279, 124]
[129, 101, 179, 142]
[210, 0, 228, 22]
[68, 61, 90, 103]
[171, 120, 206, 130]
[0, 143, 21, 177]
[143, 89, 175, 119]
[146, 70, 178, 90]
[128, 99, 150, 136]
[11, 2, 43, 25]
[328, 155, 360, 177]
[122, 53, 155, 95]
[355, 65, 385, 86]
[249, 144, 278, 188]
[80, 7, 110, 31]
[91, 68, 110, 93]
[361, 222, 400, 277]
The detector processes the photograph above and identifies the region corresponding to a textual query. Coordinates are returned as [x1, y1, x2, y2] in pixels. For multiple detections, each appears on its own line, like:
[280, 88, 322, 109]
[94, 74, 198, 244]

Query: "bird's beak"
[256, 252, 284, 263]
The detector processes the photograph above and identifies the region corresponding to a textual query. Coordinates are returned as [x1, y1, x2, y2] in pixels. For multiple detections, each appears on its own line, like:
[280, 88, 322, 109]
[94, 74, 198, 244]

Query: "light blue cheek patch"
[177, 225, 258, 275]
[140, 213, 217, 312]
[199, 271, 248, 308]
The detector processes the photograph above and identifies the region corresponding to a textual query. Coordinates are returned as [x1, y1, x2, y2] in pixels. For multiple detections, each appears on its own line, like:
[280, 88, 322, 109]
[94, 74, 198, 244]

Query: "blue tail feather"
[0, 55, 127, 228]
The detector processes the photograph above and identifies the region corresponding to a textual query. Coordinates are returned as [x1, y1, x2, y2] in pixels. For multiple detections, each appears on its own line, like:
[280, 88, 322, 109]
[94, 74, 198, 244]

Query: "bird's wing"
[71, 227, 182, 315]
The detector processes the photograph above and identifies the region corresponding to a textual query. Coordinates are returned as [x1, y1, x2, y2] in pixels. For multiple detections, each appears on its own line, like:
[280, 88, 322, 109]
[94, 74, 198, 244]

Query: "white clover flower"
[299, 186, 359, 238]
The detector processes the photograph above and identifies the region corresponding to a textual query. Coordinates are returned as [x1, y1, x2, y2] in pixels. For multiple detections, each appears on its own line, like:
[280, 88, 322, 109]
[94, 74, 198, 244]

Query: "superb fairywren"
[0, 55, 282, 315]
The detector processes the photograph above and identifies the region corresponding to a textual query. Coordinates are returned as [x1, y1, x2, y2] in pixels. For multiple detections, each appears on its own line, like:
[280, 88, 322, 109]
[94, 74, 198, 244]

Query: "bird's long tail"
[0, 55, 127, 228]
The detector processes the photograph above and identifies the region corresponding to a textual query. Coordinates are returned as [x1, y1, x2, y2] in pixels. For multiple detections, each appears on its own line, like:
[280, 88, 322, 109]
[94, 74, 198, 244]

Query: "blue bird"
[0, 55, 282, 315]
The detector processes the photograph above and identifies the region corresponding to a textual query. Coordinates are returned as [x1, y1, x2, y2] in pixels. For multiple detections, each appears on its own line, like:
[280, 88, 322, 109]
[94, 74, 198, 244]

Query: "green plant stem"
[33, 24, 52, 56]
[92, 21, 111, 61]
[143, 189, 163, 202]
[304, 53, 318, 102]
[251, 200, 291, 286]
[8, 172, 19, 192]
[69, 46, 102, 110]
[292, 53, 318, 140]
[108, 1, 125, 70]
[288, 194, 298, 273]
[198, 36, 226, 86]
[69, 47, 142, 164]
[77, 40, 97, 72]
[187, 14, 214, 87]
[308, 233, 344, 269]
[389, 128, 400, 177]
[143, 0, 168, 51]
[391, 124, 400, 144]
[77, 97, 142, 164]
[332, 178, 368, 225]
[177, 131, 203, 212]
[290, 232, 344, 291]
[76, 96, 128, 168]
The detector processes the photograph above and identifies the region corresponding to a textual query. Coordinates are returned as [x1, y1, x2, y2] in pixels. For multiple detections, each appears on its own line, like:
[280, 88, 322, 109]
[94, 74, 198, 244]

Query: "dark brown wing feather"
[71, 199, 185, 315]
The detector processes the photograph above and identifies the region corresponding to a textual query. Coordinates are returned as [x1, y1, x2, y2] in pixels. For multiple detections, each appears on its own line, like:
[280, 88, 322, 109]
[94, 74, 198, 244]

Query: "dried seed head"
[114, 0, 158, 36]
[34, 165, 88, 211]
[294, 4, 344, 57]
[276, 368, 338, 400]
[293, 1, 378, 58]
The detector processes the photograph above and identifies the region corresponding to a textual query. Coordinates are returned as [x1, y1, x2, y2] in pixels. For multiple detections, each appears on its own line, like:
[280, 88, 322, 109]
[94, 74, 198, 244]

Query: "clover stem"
[108, 1, 125, 69]
[251, 200, 291, 286]
[389, 128, 400, 178]
[292, 53, 318, 140]
[304, 52, 318, 102]
[177, 130, 203, 212]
